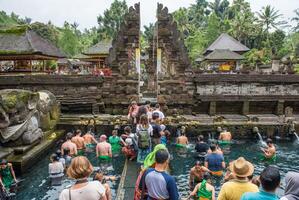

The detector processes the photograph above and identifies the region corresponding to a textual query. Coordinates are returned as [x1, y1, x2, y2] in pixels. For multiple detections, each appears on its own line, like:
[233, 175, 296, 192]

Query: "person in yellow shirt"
[218, 157, 259, 200]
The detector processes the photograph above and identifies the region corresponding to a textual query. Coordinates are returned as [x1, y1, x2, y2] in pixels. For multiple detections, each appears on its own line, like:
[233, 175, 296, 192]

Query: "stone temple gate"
[107, 2, 192, 106]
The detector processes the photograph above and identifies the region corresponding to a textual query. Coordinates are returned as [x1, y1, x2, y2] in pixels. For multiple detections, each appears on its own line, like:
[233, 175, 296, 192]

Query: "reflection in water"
[169, 140, 299, 199]
[16, 147, 125, 200]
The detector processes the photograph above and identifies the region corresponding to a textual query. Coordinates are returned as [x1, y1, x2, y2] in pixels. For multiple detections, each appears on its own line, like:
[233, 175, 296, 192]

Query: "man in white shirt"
[153, 104, 165, 122]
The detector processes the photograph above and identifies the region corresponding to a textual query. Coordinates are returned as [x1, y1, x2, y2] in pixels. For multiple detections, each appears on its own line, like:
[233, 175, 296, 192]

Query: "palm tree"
[257, 5, 285, 34]
[292, 9, 299, 32]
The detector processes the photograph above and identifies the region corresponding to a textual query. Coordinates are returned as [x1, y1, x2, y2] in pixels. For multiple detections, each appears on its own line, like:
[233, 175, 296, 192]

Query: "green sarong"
[109, 136, 121, 154]
[0, 166, 14, 189]
[77, 149, 85, 156]
[98, 155, 112, 162]
[143, 144, 167, 169]
[197, 179, 212, 200]
[175, 143, 187, 148]
[85, 143, 95, 148]
[218, 140, 232, 145]
[261, 154, 277, 162]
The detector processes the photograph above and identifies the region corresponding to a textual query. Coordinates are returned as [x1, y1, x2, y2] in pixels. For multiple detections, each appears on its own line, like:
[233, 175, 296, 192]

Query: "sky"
[0, 0, 298, 31]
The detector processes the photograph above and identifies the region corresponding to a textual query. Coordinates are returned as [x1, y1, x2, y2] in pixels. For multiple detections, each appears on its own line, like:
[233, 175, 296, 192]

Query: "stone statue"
[0, 89, 60, 146]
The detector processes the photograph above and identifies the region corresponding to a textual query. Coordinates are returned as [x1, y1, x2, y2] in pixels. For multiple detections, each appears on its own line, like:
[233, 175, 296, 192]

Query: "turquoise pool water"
[15, 146, 125, 200]
[169, 140, 299, 199]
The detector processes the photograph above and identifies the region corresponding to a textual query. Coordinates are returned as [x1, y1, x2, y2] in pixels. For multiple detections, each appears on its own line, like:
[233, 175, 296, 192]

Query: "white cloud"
[0, 0, 298, 30]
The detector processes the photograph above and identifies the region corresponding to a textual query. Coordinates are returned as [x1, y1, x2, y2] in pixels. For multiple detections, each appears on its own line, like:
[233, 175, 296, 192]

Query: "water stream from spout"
[257, 132, 267, 147]
[294, 132, 299, 142]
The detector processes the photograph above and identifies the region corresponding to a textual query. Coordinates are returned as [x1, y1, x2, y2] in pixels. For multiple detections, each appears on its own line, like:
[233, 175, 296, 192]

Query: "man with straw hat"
[218, 157, 258, 200]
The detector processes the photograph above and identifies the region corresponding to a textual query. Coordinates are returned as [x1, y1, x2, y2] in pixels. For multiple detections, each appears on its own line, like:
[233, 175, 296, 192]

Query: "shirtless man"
[261, 138, 276, 159]
[189, 161, 211, 190]
[219, 128, 232, 141]
[71, 130, 85, 156]
[83, 130, 98, 148]
[177, 132, 189, 146]
[96, 135, 112, 162]
[61, 132, 77, 156]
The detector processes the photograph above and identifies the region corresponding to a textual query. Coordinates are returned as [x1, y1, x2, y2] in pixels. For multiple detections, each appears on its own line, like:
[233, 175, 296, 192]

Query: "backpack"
[137, 127, 150, 149]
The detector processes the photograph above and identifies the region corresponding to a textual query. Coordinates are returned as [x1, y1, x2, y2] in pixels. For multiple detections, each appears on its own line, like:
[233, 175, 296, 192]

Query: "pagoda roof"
[0, 26, 65, 60]
[83, 40, 112, 55]
[204, 49, 244, 61]
[204, 33, 250, 55]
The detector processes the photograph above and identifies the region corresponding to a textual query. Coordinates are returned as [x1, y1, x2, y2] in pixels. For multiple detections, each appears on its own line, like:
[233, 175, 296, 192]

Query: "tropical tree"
[257, 5, 286, 34]
[208, 0, 230, 19]
[292, 9, 299, 32]
[97, 0, 128, 41]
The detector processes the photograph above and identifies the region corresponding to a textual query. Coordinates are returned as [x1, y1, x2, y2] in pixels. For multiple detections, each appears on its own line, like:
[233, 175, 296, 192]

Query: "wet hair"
[198, 135, 204, 142]
[152, 112, 160, 120]
[56, 150, 62, 158]
[137, 106, 148, 122]
[195, 160, 202, 166]
[67, 156, 93, 179]
[75, 129, 82, 135]
[66, 132, 73, 140]
[260, 166, 280, 191]
[145, 100, 151, 105]
[155, 149, 169, 164]
[155, 104, 160, 109]
[266, 138, 273, 144]
[64, 148, 70, 156]
[210, 144, 217, 152]
[124, 126, 131, 134]
[50, 153, 59, 162]
[203, 172, 211, 181]
[112, 130, 118, 135]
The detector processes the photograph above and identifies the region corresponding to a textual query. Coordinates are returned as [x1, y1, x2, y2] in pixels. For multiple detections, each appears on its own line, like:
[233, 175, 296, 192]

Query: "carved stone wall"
[154, 3, 194, 113]
[0, 75, 138, 115]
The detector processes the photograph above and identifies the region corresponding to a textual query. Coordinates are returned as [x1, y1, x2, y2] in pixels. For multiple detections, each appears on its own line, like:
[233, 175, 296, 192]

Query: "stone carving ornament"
[0, 89, 60, 146]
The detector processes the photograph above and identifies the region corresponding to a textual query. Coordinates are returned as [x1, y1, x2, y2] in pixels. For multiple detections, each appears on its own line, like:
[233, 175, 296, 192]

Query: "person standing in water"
[188, 173, 215, 200]
[0, 160, 17, 191]
[71, 129, 86, 156]
[96, 135, 112, 162]
[176, 132, 189, 147]
[219, 128, 232, 142]
[83, 130, 98, 150]
[205, 144, 225, 176]
[261, 138, 276, 161]
[61, 132, 77, 156]
[189, 161, 211, 190]
[108, 130, 121, 155]
[48, 153, 64, 186]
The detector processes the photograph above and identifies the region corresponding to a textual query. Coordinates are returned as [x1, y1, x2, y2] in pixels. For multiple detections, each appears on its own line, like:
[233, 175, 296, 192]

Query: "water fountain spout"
[293, 132, 299, 142]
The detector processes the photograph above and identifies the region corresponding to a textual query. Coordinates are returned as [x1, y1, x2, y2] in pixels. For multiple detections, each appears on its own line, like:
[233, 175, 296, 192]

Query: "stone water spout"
[0, 89, 60, 146]
[253, 127, 267, 147]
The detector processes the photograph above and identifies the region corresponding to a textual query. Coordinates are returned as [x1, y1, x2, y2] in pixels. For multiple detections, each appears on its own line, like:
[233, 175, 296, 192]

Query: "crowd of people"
[0, 100, 299, 200]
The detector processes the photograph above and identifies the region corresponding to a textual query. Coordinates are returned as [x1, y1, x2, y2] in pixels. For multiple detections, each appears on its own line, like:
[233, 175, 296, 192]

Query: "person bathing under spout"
[261, 138, 276, 162]
[218, 128, 232, 143]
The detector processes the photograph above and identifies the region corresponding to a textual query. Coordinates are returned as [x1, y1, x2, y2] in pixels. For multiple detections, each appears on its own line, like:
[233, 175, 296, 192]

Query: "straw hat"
[230, 157, 254, 177]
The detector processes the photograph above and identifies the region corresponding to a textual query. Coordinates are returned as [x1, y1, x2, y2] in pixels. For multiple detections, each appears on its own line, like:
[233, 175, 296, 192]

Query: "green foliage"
[58, 22, 81, 56]
[243, 48, 272, 66]
[97, 0, 128, 41]
[30, 22, 59, 45]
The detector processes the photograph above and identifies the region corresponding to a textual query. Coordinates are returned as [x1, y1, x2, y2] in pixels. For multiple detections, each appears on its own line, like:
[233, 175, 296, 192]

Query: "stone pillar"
[276, 100, 284, 115]
[242, 101, 250, 115]
[209, 101, 216, 116]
